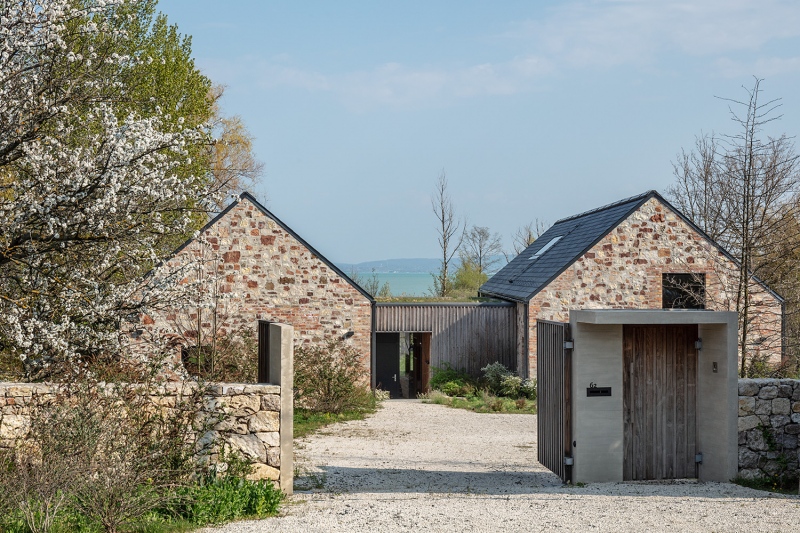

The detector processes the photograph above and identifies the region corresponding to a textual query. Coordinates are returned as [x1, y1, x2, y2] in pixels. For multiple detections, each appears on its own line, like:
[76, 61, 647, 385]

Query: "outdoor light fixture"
[695, 339, 703, 350]
[341, 330, 355, 340]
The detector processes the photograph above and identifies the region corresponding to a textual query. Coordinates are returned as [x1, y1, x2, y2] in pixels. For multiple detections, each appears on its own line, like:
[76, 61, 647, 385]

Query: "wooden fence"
[374, 302, 517, 375]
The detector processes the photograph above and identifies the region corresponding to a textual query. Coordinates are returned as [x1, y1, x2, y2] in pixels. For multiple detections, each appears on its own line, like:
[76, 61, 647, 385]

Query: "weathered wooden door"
[623, 325, 698, 480]
[537, 320, 572, 483]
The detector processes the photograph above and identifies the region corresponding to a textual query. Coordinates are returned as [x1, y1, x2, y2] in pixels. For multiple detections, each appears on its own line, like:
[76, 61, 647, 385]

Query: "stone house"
[143, 192, 373, 370]
[480, 190, 784, 377]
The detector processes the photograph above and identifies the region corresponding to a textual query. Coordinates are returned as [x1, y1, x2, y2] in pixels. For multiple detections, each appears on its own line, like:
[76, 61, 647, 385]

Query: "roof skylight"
[529, 236, 562, 260]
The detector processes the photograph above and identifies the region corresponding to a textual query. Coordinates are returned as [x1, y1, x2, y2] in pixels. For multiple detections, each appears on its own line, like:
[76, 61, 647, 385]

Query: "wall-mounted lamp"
[341, 330, 355, 340]
[694, 339, 703, 351]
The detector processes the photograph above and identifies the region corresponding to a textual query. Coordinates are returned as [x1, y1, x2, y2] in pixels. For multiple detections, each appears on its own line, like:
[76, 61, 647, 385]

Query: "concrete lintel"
[572, 309, 737, 325]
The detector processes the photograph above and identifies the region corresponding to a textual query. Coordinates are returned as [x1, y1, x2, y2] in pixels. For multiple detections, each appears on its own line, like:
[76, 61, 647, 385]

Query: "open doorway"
[375, 332, 431, 398]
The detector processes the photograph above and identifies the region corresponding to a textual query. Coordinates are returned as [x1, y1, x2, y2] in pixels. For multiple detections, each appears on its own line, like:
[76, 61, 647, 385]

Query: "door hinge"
[564, 340, 574, 350]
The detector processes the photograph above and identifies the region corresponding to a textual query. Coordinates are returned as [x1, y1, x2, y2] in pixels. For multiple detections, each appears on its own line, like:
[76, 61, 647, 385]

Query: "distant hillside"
[337, 258, 441, 274]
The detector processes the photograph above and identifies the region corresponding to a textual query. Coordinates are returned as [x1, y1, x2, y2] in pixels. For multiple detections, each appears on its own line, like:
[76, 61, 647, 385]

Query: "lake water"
[371, 272, 434, 296]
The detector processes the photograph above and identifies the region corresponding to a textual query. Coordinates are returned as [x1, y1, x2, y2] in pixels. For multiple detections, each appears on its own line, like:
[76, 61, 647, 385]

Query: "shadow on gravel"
[299, 467, 800, 501]
[306, 466, 563, 494]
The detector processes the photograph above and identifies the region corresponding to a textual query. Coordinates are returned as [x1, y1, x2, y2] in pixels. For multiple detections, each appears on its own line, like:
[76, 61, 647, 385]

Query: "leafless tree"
[461, 226, 503, 274]
[430, 171, 464, 297]
[504, 219, 550, 261]
[667, 77, 800, 375]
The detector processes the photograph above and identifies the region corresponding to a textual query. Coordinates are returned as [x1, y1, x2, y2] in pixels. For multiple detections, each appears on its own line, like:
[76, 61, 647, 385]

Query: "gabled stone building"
[480, 190, 784, 377]
[144, 192, 373, 369]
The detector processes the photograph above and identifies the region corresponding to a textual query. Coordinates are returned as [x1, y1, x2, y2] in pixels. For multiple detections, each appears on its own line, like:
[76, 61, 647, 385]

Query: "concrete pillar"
[268, 322, 294, 495]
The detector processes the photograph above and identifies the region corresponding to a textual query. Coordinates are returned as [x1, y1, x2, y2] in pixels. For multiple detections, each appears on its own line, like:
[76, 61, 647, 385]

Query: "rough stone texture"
[0, 381, 287, 487]
[525, 198, 783, 376]
[738, 378, 800, 480]
[143, 196, 372, 373]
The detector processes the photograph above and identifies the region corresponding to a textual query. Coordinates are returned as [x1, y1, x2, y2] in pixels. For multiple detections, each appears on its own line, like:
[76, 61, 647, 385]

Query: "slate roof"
[170, 192, 375, 302]
[479, 190, 783, 303]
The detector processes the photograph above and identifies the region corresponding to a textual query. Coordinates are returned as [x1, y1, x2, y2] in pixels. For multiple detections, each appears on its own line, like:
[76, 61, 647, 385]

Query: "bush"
[167, 476, 283, 524]
[0, 379, 212, 533]
[439, 380, 475, 397]
[294, 338, 372, 413]
[481, 362, 513, 395]
[428, 363, 475, 392]
[520, 378, 537, 401]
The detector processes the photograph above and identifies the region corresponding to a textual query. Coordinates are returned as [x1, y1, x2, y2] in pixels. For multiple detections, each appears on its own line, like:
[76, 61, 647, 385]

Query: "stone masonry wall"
[527, 197, 783, 376]
[738, 378, 800, 480]
[0, 382, 291, 487]
[146, 196, 372, 370]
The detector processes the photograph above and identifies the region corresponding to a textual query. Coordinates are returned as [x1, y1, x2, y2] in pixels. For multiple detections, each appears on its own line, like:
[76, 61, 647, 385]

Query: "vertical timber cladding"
[623, 325, 698, 481]
[536, 320, 572, 483]
[373, 303, 517, 375]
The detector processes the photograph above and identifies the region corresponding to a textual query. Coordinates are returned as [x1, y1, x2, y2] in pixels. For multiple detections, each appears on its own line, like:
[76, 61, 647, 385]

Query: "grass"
[421, 390, 537, 414]
[733, 475, 800, 495]
[0, 477, 284, 533]
[294, 406, 379, 438]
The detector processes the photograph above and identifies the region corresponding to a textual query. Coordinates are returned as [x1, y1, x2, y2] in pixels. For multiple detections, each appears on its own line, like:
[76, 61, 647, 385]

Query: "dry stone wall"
[738, 378, 800, 480]
[528, 198, 783, 376]
[145, 195, 372, 370]
[0, 382, 292, 489]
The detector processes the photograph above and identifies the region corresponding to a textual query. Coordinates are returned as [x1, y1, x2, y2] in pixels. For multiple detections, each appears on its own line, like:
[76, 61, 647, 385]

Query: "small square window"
[662, 273, 705, 309]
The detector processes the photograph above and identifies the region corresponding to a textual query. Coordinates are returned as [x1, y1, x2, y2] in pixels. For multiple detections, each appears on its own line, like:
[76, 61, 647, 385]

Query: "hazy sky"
[158, 0, 800, 264]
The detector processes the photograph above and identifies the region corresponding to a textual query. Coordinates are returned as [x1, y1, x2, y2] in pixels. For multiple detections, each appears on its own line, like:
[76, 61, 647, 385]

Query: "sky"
[158, 0, 800, 265]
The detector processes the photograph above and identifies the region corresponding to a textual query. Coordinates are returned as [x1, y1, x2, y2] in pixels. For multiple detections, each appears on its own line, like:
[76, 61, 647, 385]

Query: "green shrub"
[481, 362, 513, 395]
[520, 378, 537, 401]
[499, 374, 522, 398]
[168, 477, 283, 524]
[429, 363, 474, 391]
[439, 380, 475, 397]
[294, 338, 372, 413]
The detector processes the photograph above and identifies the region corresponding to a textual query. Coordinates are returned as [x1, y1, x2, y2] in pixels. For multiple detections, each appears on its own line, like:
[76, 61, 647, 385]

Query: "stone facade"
[738, 378, 800, 480]
[146, 193, 373, 370]
[527, 197, 783, 376]
[0, 382, 291, 487]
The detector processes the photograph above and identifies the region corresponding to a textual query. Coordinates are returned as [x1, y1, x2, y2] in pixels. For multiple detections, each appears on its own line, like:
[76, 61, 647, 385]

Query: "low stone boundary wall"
[738, 378, 800, 480]
[0, 381, 293, 493]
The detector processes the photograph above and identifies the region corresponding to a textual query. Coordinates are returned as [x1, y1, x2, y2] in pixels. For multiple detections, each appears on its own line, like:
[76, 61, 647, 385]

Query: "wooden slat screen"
[536, 320, 571, 483]
[374, 303, 517, 375]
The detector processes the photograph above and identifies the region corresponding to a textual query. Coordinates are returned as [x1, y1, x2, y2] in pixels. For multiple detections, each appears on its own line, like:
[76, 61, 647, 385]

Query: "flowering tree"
[0, 0, 213, 377]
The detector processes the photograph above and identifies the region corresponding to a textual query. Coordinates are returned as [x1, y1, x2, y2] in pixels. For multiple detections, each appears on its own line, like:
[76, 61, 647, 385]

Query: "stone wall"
[0, 381, 293, 493]
[528, 197, 783, 376]
[738, 378, 800, 480]
[144, 194, 372, 371]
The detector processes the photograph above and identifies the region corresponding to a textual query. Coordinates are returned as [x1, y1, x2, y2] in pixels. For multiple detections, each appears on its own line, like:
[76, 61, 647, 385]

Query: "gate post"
[258, 321, 294, 495]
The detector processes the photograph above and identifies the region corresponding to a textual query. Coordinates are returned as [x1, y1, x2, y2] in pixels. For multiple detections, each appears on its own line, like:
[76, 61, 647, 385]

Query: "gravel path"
[204, 400, 800, 532]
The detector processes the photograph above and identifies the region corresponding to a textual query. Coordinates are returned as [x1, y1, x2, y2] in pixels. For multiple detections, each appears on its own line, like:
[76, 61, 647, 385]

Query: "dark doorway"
[376, 333, 402, 398]
[623, 324, 698, 480]
[375, 332, 432, 399]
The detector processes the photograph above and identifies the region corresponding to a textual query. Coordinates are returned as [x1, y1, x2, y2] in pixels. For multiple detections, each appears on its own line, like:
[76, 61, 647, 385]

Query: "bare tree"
[430, 171, 464, 297]
[667, 77, 800, 375]
[461, 226, 503, 274]
[505, 219, 549, 261]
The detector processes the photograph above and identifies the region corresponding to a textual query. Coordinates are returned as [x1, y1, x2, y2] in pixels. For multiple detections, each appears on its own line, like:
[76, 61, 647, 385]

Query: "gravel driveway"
[204, 400, 800, 532]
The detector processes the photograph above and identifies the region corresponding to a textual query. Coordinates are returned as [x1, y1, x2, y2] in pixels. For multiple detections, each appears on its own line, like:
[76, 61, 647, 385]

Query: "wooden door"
[623, 325, 697, 480]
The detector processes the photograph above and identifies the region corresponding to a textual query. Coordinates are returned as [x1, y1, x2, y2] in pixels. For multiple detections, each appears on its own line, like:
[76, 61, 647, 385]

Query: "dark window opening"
[662, 273, 705, 309]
